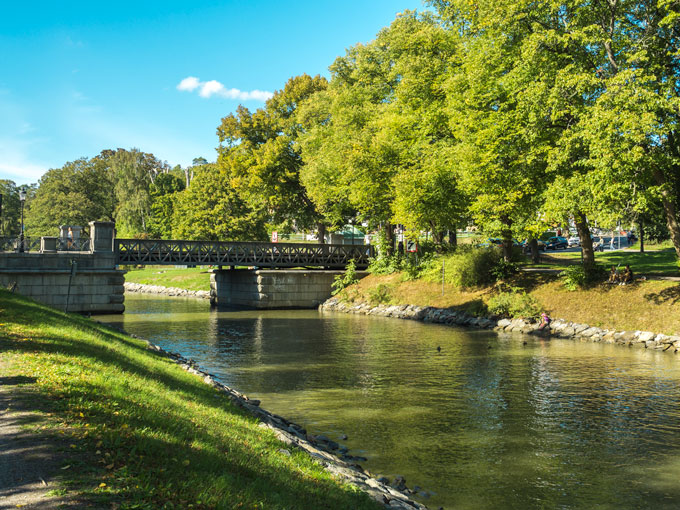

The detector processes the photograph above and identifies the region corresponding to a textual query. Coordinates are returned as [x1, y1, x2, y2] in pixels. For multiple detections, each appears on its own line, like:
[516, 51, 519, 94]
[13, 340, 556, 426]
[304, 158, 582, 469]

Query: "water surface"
[96, 295, 680, 509]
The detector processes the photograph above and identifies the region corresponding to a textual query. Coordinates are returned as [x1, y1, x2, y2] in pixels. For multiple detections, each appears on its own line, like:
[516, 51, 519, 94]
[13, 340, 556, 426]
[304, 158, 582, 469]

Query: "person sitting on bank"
[608, 266, 619, 283]
[621, 265, 633, 285]
[538, 312, 551, 330]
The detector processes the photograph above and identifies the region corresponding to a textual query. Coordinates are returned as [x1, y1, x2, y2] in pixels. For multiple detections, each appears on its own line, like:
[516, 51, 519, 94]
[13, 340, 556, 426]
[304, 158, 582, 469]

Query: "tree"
[109, 148, 166, 236]
[0, 180, 22, 237]
[147, 173, 185, 238]
[300, 12, 467, 246]
[171, 165, 267, 241]
[217, 74, 328, 238]
[24, 158, 113, 237]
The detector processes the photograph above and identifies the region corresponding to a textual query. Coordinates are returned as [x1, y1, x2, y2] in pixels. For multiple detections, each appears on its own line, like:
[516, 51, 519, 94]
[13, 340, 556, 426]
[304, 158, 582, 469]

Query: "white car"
[567, 236, 580, 247]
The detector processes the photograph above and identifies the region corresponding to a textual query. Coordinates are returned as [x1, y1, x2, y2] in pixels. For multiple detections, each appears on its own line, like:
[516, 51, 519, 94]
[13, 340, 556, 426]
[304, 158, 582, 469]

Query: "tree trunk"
[639, 218, 644, 253]
[652, 169, 680, 259]
[384, 222, 394, 256]
[575, 212, 594, 269]
[500, 216, 513, 262]
[529, 239, 540, 264]
[448, 229, 457, 249]
[317, 222, 326, 244]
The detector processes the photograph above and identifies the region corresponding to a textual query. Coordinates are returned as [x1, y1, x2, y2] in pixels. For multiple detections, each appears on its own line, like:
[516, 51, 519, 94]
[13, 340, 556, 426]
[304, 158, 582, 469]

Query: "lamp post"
[18, 188, 26, 253]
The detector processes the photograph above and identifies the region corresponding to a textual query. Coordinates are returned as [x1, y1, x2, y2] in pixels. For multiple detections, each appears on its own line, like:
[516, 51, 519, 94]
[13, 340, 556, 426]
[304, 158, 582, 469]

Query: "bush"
[487, 290, 541, 318]
[422, 246, 502, 289]
[331, 260, 359, 295]
[491, 258, 519, 280]
[560, 264, 607, 291]
[367, 283, 392, 305]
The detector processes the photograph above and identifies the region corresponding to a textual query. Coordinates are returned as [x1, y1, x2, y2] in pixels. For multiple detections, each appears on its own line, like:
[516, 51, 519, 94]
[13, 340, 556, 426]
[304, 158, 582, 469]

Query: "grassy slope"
[345, 272, 680, 336]
[125, 267, 211, 292]
[0, 289, 379, 510]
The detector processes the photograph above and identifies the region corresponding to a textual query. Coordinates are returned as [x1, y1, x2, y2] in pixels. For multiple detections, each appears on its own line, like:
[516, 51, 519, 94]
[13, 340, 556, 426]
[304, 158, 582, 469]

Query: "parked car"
[567, 236, 580, 247]
[522, 239, 547, 252]
[546, 236, 568, 250]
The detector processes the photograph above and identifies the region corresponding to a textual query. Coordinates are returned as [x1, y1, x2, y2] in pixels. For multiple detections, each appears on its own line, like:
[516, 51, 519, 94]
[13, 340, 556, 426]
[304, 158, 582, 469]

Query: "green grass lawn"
[0, 290, 380, 510]
[527, 248, 679, 276]
[124, 266, 212, 292]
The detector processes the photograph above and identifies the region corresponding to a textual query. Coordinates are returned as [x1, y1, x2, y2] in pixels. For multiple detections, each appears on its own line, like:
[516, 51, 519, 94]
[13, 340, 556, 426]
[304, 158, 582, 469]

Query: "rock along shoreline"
[96, 320, 429, 510]
[124, 282, 210, 300]
[320, 297, 680, 353]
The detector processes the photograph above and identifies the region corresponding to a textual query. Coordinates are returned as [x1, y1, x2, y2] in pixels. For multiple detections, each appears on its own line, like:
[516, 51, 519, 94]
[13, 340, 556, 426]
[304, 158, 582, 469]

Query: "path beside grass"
[0, 289, 382, 510]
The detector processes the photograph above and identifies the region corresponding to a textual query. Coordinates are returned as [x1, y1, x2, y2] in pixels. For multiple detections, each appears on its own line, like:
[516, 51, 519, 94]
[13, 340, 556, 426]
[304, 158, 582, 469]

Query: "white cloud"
[177, 76, 200, 92]
[177, 76, 273, 101]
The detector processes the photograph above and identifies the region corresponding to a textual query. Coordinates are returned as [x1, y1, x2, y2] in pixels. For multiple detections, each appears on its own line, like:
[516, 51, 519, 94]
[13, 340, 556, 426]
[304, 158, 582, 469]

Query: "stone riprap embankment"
[124, 282, 210, 300]
[98, 322, 428, 510]
[320, 297, 680, 353]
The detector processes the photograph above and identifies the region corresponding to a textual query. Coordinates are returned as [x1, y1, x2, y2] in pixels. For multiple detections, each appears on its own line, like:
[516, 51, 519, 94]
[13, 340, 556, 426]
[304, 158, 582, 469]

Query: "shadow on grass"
[644, 284, 680, 306]
[0, 290, 381, 509]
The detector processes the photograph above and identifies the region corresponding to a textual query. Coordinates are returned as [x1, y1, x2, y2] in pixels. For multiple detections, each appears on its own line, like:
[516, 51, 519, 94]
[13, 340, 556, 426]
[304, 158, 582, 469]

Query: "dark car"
[546, 236, 568, 250]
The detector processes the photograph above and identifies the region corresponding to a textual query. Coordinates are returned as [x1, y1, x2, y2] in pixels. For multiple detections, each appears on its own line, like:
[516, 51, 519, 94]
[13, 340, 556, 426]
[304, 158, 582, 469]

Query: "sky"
[0, 0, 425, 185]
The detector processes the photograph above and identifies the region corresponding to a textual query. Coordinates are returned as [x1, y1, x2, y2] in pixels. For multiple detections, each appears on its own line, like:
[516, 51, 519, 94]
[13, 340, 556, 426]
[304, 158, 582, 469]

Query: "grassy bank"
[0, 289, 379, 510]
[529, 247, 679, 275]
[124, 266, 211, 292]
[341, 272, 680, 336]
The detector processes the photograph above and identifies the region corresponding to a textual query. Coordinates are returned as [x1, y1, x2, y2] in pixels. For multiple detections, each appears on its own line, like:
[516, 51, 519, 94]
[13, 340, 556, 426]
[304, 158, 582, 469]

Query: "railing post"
[89, 221, 115, 253]
[40, 236, 58, 253]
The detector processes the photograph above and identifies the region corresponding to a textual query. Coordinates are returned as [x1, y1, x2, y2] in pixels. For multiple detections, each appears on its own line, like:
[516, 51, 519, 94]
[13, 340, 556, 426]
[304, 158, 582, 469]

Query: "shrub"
[331, 260, 359, 296]
[422, 246, 502, 289]
[487, 290, 541, 318]
[367, 283, 392, 305]
[560, 264, 607, 291]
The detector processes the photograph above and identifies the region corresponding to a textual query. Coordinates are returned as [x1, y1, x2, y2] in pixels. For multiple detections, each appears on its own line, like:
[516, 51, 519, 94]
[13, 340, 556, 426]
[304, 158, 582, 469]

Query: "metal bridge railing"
[115, 239, 374, 269]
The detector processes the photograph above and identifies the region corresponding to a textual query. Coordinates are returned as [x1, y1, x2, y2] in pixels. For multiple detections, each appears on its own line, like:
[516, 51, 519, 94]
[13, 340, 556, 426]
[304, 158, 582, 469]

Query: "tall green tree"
[300, 12, 467, 245]
[171, 165, 267, 241]
[217, 74, 328, 239]
[147, 173, 185, 238]
[0, 180, 23, 238]
[108, 148, 166, 236]
[24, 158, 113, 237]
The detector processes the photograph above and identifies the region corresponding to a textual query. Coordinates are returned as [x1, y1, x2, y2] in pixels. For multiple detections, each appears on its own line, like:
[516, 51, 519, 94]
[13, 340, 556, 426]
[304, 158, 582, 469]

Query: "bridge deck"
[115, 239, 373, 269]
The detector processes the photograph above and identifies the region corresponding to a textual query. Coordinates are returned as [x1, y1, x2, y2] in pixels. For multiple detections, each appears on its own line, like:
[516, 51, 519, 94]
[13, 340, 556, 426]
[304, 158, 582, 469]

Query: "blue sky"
[1, 0, 424, 185]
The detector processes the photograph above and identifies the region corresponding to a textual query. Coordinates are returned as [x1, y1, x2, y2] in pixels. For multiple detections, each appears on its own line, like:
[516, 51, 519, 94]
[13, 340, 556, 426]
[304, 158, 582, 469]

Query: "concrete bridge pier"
[210, 269, 368, 309]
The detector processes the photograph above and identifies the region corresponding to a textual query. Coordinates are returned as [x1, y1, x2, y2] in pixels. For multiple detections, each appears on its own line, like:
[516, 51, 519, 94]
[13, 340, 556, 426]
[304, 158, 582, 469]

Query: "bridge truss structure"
[114, 239, 374, 269]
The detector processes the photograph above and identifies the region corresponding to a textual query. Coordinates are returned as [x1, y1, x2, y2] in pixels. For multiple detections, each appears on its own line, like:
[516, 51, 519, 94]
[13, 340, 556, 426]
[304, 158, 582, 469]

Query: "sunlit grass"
[124, 266, 212, 292]
[0, 289, 380, 510]
[533, 248, 678, 276]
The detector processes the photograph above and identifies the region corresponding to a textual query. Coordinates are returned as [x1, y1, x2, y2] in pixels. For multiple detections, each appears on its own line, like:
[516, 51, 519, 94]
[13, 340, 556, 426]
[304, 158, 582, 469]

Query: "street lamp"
[18, 188, 26, 253]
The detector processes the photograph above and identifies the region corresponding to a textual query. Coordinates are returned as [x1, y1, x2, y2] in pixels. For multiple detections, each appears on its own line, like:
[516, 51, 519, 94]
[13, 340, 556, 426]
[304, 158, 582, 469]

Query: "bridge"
[1, 222, 372, 313]
[114, 239, 372, 268]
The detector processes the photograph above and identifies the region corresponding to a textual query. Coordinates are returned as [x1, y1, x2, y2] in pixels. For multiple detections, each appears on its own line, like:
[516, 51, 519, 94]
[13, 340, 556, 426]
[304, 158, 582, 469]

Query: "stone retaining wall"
[0, 252, 125, 314]
[320, 297, 680, 353]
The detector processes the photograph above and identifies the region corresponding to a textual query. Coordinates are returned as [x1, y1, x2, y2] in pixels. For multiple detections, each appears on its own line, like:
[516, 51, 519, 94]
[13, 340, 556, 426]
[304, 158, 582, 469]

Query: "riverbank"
[320, 296, 680, 354]
[124, 281, 210, 299]
[0, 289, 425, 509]
[340, 272, 680, 336]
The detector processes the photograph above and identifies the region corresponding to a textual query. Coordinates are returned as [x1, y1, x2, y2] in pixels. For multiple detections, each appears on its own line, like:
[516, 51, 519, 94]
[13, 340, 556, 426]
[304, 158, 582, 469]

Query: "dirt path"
[0, 371, 81, 509]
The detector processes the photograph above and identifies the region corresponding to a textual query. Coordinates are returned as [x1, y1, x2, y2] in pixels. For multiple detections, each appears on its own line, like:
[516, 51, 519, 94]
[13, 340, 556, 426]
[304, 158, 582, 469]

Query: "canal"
[95, 294, 680, 509]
